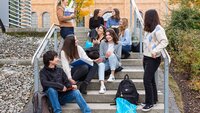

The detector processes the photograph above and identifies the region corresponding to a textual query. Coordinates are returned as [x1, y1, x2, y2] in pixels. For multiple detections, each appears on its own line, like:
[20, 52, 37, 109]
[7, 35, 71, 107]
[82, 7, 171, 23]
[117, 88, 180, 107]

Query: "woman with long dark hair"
[89, 9, 104, 30]
[142, 9, 168, 111]
[61, 35, 98, 94]
[86, 25, 106, 59]
[106, 8, 120, 28]
[96, 29, 122, 94]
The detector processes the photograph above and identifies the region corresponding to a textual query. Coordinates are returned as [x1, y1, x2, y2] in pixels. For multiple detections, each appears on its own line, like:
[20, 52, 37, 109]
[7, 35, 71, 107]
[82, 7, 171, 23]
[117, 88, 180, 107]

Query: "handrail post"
[33, 58, 39, 93]
[139, 22, 143, 57]
[164, 57, 169, 113]
[130, 0, 133, 30]
[133, 10, 137, 40]
[54, 29, 58, 52]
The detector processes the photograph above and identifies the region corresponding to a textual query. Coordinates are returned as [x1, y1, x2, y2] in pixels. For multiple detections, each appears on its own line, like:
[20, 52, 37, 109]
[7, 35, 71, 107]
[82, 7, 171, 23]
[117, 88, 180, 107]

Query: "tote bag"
[116, 97, 137, 113]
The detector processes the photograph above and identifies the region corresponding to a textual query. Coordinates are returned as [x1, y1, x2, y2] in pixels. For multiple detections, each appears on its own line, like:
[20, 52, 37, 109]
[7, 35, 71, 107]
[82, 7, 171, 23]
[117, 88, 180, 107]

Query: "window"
[42, 12, 50, 28]
[31, 12, 38, 28]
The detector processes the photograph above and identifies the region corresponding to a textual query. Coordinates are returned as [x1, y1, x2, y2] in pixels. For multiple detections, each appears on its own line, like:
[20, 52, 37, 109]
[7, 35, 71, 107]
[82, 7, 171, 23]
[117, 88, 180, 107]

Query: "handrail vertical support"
[130, 0, 133, 31]
[133, 10, 137, 40]
[164, 58, 169, 113]
[54, 30, 58, 52]
[139, 22, 143, 57]
[34, 58, 39, 93]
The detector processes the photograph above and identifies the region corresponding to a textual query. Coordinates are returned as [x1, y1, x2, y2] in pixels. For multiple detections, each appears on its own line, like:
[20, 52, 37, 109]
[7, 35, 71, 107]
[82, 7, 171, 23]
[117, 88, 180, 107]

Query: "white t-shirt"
[107, 43, 114, 52]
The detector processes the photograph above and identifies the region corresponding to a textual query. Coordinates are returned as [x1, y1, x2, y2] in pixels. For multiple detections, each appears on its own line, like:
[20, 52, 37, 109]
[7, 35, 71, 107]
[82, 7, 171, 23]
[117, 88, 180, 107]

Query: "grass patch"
[6, 32, 47, 37]
[169, 74, 184, 113]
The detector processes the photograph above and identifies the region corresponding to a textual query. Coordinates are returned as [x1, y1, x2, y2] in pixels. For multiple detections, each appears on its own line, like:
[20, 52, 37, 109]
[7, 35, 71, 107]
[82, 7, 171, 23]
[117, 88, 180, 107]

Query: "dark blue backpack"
[115, 74, 139, 105]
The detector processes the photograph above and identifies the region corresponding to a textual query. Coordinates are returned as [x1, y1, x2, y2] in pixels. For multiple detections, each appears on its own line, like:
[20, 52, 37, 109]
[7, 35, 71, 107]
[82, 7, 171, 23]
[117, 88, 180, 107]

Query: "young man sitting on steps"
[40, 50, 91, 113]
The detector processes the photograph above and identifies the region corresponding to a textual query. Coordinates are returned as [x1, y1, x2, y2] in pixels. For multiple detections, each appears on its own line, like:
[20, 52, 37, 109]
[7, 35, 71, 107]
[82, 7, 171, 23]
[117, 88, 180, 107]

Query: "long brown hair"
[62, 35, 79, 60]
[111, 8, 120, 22]
[144, 9, 160, 32]
[105, 29, 119, 44]
[119, 18, 128, 36]
[93, 9, 100, 20]
[97, 25, 106, 40]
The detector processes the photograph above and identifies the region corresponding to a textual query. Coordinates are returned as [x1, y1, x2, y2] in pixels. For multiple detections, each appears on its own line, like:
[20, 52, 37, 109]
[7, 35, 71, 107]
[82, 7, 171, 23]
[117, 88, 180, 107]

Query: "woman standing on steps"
[95, 29, 122, 94]
[56, 0, 76, 55]
[142, 9, 168, 112]
[57, 0, 75, 38]
[61, 35, 98, 94]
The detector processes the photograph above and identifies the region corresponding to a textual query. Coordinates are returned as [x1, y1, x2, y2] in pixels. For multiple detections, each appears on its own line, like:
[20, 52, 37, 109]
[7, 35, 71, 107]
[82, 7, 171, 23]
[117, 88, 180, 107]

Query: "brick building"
[31, 0, 168, 28]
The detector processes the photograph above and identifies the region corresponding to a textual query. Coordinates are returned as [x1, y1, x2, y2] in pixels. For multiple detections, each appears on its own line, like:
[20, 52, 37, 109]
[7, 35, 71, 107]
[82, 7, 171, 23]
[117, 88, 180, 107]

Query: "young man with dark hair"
[40, 50, 91, 113]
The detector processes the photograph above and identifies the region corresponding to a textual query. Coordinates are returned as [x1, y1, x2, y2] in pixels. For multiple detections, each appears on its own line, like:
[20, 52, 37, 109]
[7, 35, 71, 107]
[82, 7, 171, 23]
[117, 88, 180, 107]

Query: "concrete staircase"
[61, 28, 165, 113]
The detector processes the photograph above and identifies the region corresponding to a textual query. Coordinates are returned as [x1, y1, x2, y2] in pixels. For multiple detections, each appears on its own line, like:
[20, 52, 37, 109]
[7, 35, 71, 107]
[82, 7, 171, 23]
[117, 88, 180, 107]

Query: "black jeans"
[71, 62, 98, 83]
[60, 27, 74, 39]
[143, 56, 161, 105]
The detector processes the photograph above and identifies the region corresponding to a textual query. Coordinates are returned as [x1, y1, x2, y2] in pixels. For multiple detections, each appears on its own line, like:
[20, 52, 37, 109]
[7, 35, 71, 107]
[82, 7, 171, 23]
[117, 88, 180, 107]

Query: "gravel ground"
[0, 33, 42, 59]
[0, 64, 33, 113]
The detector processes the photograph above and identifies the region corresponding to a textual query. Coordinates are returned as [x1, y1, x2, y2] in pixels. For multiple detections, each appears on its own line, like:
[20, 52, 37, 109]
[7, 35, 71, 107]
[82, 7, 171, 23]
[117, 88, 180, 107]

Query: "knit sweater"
[143, 25, 168, 58]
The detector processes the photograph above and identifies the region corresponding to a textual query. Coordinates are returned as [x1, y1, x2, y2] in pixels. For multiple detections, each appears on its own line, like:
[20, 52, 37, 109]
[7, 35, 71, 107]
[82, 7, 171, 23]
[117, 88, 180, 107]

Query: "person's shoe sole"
[142, 108, 152, 112]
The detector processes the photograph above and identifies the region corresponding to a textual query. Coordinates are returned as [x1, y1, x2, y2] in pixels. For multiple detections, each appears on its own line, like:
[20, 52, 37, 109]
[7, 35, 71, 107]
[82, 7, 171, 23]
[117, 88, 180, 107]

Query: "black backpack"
[115, 74, 139, 105]
[32, 91, 53, 113]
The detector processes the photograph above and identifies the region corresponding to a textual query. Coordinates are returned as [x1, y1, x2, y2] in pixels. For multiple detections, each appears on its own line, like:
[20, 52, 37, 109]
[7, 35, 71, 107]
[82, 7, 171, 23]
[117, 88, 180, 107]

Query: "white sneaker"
[99, 86, 106, 94]
[107, 75, 115, 82]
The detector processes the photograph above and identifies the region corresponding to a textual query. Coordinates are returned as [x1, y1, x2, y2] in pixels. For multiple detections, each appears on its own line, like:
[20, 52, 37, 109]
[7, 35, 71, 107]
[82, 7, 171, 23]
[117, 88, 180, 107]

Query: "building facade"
[0, 0, 31, 28]
[31, 0, 168, 28]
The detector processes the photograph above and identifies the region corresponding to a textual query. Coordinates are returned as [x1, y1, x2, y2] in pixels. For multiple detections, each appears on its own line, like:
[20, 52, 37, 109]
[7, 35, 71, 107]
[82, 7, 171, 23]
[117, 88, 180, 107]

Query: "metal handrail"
[31, 24, 59, 92]
[130, 0, 171, 113]
[31, 24, 59, 65]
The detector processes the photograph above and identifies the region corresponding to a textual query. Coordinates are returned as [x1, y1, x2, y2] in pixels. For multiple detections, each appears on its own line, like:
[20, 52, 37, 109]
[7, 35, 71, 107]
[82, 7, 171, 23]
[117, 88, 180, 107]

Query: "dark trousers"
[143, 56, 161, 105]
[71, 62, 98, 83]
[122, 45, 131, 58]
[60, 27, 74, 39]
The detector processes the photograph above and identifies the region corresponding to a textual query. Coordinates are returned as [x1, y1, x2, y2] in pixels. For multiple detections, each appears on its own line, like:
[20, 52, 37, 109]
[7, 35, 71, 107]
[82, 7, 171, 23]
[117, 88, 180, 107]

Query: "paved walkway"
[158, 69, 181, 113]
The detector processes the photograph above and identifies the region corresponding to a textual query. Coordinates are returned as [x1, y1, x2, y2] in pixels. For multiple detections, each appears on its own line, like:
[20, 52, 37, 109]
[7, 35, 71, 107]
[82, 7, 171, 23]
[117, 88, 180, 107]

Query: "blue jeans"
[98, 54, 119, 80]
[122, 45, 131, 57]
[45, 88, 91, 113]
[60, 27, 74, 39]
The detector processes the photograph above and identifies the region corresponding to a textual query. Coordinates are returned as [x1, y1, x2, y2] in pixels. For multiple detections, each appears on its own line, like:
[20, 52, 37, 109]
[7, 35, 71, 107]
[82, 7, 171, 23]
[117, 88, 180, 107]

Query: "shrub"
[166, 6, 200, 91]
[169, 7, 200, 30]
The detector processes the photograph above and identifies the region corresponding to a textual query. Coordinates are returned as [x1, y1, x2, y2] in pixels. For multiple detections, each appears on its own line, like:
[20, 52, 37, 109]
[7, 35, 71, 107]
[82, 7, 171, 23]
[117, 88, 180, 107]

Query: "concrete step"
[121, 59, 143, 66]
[82, 90, 163, 103]
[62, 103, 164, 113]
[88, 79, 144, 90]
[74, 27, 90, 32]
[75, 32, 88, 39]
[93, 66, 144, 79]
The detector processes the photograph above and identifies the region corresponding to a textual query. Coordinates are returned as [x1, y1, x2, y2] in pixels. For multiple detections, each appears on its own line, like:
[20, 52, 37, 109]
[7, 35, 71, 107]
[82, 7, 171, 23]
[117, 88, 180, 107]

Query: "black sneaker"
[142, 104, 153, 112]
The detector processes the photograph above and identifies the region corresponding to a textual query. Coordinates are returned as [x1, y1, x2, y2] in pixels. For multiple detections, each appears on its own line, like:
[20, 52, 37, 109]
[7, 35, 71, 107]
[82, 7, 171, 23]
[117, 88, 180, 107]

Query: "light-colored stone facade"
[31, 0, 168, 28]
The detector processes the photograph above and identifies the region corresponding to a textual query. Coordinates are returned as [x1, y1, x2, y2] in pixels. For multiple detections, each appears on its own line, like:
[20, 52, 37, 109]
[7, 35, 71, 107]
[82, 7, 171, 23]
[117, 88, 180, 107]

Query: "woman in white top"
[119, 18, 132, 59]
[142, 9, 168, 112]
[96, 29, 122, 94]
[61, 35, 98, 94]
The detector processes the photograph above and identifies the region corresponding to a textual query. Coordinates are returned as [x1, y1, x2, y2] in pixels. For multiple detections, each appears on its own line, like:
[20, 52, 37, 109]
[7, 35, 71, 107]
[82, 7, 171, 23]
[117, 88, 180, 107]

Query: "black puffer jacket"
[40, 66, 72, 92]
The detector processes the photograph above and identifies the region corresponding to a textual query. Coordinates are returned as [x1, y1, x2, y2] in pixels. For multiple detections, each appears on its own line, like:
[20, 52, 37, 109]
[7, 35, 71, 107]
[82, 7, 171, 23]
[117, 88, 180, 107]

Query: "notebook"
[70, 58, 93, 67]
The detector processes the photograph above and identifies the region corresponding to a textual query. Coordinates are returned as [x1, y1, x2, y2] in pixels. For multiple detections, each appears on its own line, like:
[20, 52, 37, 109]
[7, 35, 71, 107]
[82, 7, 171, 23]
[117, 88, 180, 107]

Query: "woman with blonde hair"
[57, 0, 75, 39]
[119, 18, 132, 59]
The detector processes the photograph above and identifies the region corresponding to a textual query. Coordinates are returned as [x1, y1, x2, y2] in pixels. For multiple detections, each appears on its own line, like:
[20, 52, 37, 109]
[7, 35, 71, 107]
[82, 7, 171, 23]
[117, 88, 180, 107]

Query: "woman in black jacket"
[89, 9, 104, 30]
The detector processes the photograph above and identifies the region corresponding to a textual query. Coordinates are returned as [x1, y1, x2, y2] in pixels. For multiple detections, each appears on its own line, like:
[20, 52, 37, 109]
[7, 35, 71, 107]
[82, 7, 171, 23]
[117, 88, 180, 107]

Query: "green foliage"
[166, 7, 200, 91]
[170, 7, 200, 30]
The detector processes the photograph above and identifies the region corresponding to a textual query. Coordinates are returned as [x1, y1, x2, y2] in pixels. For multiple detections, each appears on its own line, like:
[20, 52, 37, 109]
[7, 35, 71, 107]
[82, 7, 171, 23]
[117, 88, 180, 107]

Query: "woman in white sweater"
[142, 9, 168, 112]
[61, 35, 98, 94]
